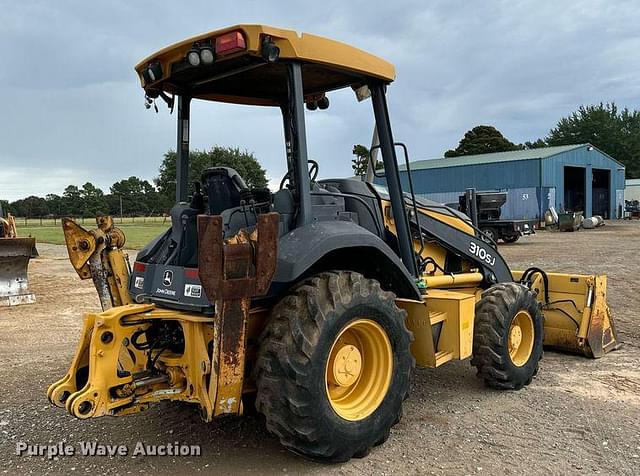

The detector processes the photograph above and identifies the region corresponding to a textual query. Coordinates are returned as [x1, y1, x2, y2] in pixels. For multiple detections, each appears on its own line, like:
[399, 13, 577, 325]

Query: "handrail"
[369, 142, 425, 263]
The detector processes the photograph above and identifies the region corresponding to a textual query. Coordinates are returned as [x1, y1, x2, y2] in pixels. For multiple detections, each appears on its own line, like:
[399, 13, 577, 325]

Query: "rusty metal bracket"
[197, 212, 279, 418]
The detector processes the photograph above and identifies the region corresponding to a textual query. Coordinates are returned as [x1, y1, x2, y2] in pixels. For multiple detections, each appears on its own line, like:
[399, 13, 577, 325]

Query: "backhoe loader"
[48, 25, 619, 462]
[0, 208, 37, 306]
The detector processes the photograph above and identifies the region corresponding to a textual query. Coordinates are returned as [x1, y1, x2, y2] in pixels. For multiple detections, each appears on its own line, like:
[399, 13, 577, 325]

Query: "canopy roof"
[134, 24, 395, 106]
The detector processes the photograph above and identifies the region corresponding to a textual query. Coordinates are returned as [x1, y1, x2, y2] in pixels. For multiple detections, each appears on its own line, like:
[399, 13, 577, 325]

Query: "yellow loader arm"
[397, 201, 620, 360]
[62, 216, 132, 310]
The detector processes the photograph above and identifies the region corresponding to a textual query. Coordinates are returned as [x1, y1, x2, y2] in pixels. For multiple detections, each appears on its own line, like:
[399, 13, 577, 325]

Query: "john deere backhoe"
[48, 25, 619, 462]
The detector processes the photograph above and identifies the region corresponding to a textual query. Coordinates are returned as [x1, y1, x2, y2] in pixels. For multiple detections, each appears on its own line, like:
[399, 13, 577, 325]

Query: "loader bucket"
[514, 271, 620, 358]
[0, 237, 36, 306]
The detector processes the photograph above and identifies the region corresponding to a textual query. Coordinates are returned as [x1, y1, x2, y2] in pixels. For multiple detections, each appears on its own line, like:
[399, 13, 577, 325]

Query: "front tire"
[471, 283, 543, 390]
[254, 271, 413, 462]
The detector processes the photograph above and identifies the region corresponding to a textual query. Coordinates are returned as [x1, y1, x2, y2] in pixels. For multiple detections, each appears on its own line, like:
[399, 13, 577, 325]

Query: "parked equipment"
[558, 211, 583, 231]
[48, 25, 619, 462]
[453, 190, 535, 243]
[544, 207, 560, 227]
[624, 200, 640, 220]
[0, 209, 37, 306]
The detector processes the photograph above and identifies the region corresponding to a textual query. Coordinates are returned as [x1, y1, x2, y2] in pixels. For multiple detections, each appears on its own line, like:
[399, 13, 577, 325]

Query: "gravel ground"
[1, 222, 639, 475]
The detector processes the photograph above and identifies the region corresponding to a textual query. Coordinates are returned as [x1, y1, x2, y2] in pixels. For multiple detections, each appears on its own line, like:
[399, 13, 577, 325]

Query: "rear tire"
[481, 227, 498, 242]
[502, 234, 520, 243]
[471, 283, 543, 390]
[254, 271, 413, 462]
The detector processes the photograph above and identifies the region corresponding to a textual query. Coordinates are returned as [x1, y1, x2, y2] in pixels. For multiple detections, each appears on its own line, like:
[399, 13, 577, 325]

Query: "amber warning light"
[215, 31, 246, 55]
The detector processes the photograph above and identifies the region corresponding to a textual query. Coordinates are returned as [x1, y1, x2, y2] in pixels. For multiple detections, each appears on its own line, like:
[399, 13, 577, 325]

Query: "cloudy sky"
[1, 0, 639, 201]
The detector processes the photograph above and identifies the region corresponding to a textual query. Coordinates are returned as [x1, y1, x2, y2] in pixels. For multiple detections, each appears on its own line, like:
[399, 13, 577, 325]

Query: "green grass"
[15, 216, 168, 227]
[20, 223, 170, 249]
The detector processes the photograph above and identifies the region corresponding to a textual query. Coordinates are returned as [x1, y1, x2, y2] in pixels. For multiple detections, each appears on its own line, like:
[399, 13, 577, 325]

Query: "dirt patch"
[1, 223, 639, 475]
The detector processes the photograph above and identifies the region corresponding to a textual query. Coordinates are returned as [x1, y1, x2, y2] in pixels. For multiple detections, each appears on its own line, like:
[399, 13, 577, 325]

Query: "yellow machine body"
[381, 198, 619, 364]
[49, 204, 619, 420]
[49, 23, 618, 426]
[398, 271, 618, 370]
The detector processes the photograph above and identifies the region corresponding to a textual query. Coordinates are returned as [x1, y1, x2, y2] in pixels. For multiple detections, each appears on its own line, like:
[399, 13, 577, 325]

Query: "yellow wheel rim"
[325, 319, 393, 421]
[508, 310, 534, 367]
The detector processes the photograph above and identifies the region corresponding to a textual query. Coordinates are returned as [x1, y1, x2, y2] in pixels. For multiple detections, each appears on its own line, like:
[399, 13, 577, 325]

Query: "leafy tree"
[45, 194, 63, 217]
[8, 196, 49, 217]
[543, 103, 640, 178]
[352, 144, 384, 176]
[156, 146, 267, 204]
[109, 177, 159, 216]
[80, 182, 106, 217]
[352, 144, 370, 176]
[62, 185, 82, 216]
[444, 125, 522, 157]
[522, 139, 547, 149]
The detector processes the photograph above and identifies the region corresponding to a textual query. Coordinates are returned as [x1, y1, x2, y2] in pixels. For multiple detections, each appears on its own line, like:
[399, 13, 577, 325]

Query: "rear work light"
[142, 62, 163, 84]
[187, 49, 201, 66]
[199, 47, 215, 65]
[215, 31, 246, 55]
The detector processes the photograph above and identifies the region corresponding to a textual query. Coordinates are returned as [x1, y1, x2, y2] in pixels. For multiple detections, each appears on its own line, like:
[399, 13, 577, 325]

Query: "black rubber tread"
[254, 271, 413, 462]
[471, 282, 543, 390]
[502, 235, 520, 243]
[481, 227, 498, 242]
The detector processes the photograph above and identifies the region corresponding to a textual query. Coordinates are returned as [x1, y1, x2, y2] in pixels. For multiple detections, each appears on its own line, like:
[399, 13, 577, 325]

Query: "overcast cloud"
[1, 0, 639, 200]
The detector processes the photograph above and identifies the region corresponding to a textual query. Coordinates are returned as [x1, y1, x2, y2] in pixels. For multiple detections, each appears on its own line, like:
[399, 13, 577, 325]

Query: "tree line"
[2, 177, 165, 219]
[443, 103, 640, 178]
[4, 102, 637, 218]
[2, 146, 266, 218]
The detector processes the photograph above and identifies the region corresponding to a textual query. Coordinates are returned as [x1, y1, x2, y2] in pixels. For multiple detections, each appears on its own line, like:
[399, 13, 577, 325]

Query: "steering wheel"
[279, 160, 319, 189]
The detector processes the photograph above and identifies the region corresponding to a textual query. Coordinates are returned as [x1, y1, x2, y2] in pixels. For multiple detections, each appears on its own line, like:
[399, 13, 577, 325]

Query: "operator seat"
[201, 167, 248, 214]
[202, 167, 268, 238]
[162, 167, 249, 268]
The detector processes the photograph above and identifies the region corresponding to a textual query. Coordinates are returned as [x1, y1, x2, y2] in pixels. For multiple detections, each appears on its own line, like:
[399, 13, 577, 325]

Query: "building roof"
[400, 144, 602, 171]
[626, 178, 640, 186]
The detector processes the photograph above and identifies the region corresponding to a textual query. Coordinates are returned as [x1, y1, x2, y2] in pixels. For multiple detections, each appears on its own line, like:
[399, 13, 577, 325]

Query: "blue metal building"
[394, 144, 625, 220]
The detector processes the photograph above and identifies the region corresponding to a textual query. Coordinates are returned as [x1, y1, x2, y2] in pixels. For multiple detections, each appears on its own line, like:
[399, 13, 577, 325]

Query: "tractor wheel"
[471, 282, 543, 390]
[481, 227, 498, 243]
[254, 271, 413, 462]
